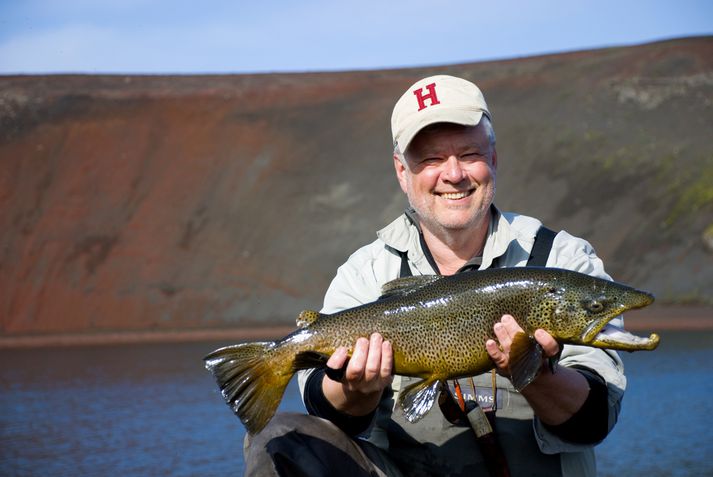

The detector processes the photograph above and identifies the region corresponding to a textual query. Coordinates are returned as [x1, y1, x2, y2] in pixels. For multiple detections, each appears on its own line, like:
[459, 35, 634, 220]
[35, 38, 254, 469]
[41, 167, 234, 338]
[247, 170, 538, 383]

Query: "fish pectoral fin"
[508, 332, 545, 391]
[379, 275, 443, 299]
[292, 350, 331, 371]
[397, 377, 443, 423]
[293, 351, 352, 379]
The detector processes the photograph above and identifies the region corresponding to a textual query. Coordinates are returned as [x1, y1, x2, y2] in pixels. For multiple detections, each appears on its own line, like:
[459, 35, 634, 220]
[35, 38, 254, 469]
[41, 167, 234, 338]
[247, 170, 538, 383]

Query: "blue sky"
[1, 0, 711, 74]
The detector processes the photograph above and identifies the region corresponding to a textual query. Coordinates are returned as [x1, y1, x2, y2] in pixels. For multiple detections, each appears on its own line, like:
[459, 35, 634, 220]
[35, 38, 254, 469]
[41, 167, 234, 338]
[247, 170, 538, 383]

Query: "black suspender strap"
[398, 250, 412, 278]
[527, 226, 556, 267]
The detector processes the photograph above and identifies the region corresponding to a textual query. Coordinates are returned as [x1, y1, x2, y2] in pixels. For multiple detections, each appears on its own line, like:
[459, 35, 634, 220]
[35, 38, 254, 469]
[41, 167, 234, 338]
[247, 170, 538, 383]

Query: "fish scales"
[295, 269, 564, 378]
[205, 267, 659, 434]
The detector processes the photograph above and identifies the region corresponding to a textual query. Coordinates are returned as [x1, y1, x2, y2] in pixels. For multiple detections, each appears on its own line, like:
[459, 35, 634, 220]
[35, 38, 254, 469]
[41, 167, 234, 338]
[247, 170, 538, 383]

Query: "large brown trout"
[205, 267, 658, 434]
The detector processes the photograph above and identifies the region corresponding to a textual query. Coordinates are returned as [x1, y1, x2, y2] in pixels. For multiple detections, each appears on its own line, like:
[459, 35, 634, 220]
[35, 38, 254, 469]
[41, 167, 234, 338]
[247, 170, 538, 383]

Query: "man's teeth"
[440, 191, 470, 200]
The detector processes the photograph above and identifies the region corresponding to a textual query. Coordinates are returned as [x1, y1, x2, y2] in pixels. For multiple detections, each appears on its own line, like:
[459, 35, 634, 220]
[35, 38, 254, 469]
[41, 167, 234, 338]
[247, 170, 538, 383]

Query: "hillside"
[1, 36, 712, 338]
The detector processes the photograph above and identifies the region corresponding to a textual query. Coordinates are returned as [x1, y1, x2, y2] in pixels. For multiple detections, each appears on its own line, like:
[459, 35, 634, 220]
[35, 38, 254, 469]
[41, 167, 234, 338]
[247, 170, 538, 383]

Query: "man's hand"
[485, 314, 589, 425]
[322, 333, 394, 416]
[485, 314, 560, 375]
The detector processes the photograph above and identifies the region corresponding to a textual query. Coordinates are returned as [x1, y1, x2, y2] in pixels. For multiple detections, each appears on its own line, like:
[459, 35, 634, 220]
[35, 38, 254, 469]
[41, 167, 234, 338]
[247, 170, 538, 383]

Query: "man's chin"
[435, 209, 490, 232]
[431, 216, 482, 232]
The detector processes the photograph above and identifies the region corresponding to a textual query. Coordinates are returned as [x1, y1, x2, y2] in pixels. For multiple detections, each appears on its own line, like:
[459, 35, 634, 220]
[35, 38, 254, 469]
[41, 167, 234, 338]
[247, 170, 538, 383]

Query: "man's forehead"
[408, 123, 489, 153]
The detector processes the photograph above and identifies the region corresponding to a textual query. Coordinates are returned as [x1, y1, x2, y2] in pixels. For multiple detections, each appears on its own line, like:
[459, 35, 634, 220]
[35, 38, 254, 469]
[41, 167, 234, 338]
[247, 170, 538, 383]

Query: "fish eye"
[586, 300, 604, 313]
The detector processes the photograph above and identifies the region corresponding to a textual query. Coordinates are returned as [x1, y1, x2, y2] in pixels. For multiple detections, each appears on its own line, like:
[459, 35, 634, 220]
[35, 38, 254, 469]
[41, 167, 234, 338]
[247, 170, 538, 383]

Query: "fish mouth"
[579, 291, 658, 351]
[590, 323, 660, 351]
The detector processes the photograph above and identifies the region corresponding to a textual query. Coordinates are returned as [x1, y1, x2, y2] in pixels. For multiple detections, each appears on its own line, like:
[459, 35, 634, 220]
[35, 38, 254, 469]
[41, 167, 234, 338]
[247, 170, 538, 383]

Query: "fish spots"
[310, 267, 653, 379]
[206, 267, 656, 434]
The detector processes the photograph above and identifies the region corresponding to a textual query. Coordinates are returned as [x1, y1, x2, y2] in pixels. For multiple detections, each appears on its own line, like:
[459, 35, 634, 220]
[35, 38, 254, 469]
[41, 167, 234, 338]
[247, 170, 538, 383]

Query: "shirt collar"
[480, 206, 515, 269]
[377, 205, 515, 272]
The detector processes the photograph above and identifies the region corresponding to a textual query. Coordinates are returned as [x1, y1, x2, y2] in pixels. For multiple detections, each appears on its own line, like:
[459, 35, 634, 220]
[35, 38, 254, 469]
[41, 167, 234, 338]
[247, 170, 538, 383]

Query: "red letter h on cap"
[413, 83, 440, 111]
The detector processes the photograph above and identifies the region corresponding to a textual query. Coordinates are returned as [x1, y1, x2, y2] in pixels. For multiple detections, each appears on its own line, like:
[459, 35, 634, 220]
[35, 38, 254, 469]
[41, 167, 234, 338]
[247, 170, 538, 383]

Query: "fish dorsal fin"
[397, 377, 443, 423]
[508, 331, 545, 391]
[379, 275, 443, 299]
[296, 310, 321, 328]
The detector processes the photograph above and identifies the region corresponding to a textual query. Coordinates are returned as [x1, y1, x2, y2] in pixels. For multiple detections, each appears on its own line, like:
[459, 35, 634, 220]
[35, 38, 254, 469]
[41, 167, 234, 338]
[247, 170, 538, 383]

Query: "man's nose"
[443, 155, 466, 183]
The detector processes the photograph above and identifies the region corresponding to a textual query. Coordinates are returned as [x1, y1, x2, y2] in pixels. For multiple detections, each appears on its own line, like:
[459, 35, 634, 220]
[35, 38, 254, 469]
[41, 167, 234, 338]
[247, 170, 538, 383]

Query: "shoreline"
[0, 326, 298, 349]
[1, 306, 710, 349]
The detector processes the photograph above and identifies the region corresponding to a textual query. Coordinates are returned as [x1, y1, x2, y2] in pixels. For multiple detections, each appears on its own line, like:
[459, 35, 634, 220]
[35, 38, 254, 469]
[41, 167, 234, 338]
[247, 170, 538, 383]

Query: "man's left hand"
[485, 314, 590, 425]
[485, 314, 560, 375]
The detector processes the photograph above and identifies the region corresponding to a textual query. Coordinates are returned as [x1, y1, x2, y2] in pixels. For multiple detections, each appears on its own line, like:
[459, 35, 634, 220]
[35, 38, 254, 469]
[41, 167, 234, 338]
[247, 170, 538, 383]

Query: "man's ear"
[491, 147, 498, 170]
[393, 154, 408, 194]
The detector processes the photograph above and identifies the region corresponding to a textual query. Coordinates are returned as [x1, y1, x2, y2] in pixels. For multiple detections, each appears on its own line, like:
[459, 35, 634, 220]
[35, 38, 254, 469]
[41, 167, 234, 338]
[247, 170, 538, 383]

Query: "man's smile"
[436, 189, 474, 200]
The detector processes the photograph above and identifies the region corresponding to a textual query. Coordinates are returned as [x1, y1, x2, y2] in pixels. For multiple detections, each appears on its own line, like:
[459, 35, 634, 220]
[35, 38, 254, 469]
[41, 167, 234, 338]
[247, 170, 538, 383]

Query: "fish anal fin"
[297, 310, 321, 328]
[379, 275, 443, 299]
[509, 332, 545, 391]
[397, 377, 443, 423]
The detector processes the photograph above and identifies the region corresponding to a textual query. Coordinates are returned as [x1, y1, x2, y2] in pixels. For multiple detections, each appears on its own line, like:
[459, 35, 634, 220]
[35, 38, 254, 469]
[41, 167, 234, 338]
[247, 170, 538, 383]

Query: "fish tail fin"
[204, 341, 294, 435]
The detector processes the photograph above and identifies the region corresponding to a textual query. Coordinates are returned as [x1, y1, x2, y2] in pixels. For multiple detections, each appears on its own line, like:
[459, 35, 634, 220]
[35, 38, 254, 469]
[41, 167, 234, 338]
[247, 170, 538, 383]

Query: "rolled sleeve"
[534, 231, 627, 453]
[533, 344, 626, 453]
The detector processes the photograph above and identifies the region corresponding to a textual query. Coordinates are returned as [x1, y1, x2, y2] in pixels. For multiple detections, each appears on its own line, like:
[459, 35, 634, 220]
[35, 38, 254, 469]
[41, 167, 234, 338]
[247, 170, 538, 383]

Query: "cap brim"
[396, 109, 485, 153]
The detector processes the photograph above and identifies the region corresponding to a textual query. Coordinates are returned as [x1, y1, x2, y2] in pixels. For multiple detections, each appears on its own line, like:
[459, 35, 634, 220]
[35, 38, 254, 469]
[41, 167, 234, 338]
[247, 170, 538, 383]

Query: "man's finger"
[364, 333, 383, 380]
[501, 314, 524, 336]
[486, 339, 506, 366]
[325, 346, 348, 382]
[326, 346, 348, 368]
[493, 321, 510, 350]
[345, 337, 369, 380]
[534, 329, 560, 357]
[380, 340, 394, 380]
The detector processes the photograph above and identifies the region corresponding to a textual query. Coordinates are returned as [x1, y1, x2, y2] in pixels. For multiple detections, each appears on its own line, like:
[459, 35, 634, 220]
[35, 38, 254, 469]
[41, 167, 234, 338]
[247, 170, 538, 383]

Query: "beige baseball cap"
[391, 75, 491, 153]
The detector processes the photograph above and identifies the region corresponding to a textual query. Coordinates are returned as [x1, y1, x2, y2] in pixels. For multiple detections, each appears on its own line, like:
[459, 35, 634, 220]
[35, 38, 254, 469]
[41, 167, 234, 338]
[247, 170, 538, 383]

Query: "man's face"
[394, 122, 497, 235]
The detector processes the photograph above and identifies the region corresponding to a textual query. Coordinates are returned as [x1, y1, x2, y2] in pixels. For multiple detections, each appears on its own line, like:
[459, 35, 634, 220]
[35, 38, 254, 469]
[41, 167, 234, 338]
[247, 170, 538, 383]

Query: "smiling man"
[244, 75, 626, 477]
[394, 119, 497, 275]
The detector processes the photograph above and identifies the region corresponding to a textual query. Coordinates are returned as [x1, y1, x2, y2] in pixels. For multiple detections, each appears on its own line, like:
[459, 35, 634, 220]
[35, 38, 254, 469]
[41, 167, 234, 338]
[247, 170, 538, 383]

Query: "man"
[245, 75, 625, 477]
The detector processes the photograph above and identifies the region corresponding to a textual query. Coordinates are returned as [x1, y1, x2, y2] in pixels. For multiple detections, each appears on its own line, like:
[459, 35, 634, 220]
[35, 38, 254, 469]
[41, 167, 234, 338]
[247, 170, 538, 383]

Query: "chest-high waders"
[398, 226, 556, 477]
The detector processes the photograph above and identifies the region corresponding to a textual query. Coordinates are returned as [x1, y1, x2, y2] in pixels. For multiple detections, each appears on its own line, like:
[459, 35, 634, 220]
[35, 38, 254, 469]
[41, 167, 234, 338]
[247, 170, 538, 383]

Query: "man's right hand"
[322, 332, 394, 416]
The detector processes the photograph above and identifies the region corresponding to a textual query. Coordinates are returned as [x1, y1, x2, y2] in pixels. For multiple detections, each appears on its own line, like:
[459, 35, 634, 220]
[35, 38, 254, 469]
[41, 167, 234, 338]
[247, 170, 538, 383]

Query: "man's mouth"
[437, 190, 473, 200]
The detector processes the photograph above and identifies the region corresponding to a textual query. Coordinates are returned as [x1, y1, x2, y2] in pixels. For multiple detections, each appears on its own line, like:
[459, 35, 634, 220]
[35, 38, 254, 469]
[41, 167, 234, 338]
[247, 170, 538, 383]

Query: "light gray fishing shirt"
[298, 207, 626, 477]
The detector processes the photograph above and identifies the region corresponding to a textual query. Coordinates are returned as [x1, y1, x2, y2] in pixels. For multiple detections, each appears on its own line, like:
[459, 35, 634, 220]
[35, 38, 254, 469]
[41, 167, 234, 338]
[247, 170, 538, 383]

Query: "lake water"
[1, 330, 712, 476]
